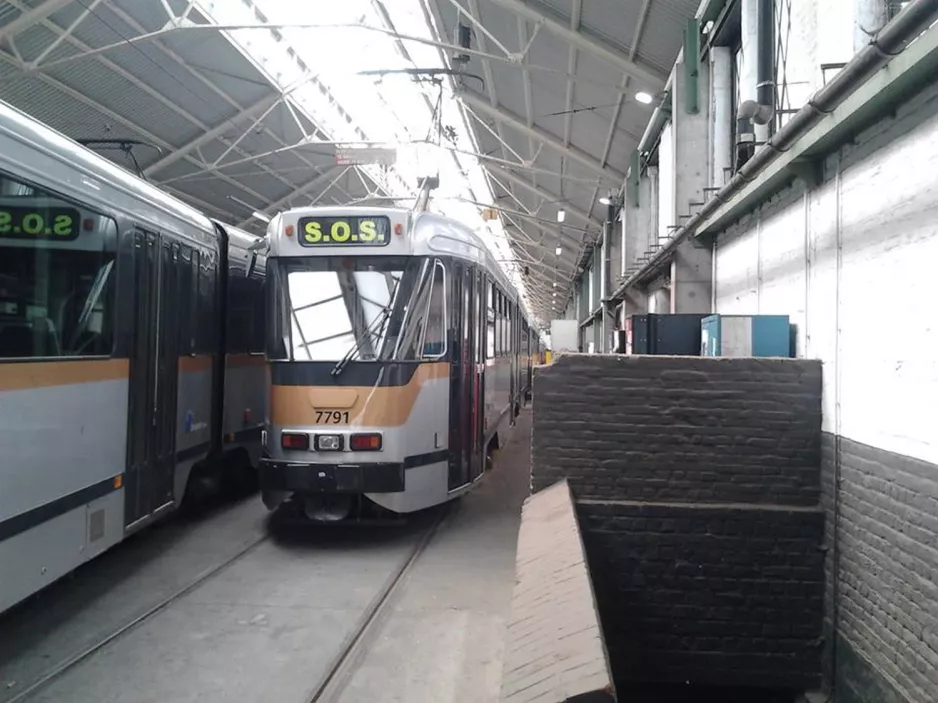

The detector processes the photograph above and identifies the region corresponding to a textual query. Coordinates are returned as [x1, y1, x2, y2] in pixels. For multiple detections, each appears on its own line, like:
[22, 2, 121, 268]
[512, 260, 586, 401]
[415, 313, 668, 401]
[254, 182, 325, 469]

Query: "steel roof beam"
[239, 165, 346, 227]
[487, 164, 601, 228]
[142, 94, 281, 176]
[0, 0, 70, 42]
[486, 0, 666, 88]
[459, 89, 626, 182]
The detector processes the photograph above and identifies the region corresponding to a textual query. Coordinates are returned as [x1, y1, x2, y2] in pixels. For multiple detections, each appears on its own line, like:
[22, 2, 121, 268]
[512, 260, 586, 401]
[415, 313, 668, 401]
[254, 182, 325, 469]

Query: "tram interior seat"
[0, 316, 61, 358]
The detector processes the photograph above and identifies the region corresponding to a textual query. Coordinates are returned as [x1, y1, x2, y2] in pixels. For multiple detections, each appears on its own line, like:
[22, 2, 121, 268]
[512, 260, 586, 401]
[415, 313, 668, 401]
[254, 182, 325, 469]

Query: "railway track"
[3, 502, 451, 703]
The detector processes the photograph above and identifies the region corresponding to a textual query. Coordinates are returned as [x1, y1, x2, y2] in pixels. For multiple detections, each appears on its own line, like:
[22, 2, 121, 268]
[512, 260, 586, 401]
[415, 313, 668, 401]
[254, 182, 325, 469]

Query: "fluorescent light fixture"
[552, 282, 557, 288]
[635, 91, 653, 104]
[557, 208, 566, 223]
[555, 246, 562, 256]
[599, 196, 612, 205]
[251, 210, 271, 223]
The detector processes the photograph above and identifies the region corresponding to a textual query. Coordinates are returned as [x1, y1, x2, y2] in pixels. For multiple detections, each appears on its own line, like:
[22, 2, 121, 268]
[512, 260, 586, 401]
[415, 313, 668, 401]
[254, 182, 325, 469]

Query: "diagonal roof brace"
[486, 0, 667, 88]
[460, 90, 626, 182]
[487, 164, 602, 228]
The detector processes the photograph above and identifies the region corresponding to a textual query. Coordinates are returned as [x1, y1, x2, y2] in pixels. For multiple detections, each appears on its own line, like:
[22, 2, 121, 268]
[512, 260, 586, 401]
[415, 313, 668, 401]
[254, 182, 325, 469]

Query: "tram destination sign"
[0, 205, 81, 241]
[297, 215, 391, 247]
[334, 147, 397, 166]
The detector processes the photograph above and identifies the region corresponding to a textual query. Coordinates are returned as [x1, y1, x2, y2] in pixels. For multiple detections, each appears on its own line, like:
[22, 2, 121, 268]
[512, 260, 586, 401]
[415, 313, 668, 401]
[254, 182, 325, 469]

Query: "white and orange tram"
[258, 205, 543, 521]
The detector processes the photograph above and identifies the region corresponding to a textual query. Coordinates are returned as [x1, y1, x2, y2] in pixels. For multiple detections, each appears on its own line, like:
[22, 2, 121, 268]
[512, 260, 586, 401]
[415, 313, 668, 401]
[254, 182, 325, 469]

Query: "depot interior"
[1, 1, 937, 702]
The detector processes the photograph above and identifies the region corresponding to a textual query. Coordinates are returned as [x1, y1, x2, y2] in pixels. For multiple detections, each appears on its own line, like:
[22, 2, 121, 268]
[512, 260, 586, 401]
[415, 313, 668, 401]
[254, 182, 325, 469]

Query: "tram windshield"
[267, 255, 446, 362]
[0, 173, 117, 359]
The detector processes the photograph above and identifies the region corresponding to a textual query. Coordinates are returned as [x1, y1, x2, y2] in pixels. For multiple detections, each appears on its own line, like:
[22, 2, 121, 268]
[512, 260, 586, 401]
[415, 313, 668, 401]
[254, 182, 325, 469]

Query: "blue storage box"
[700, 314, 792, 357]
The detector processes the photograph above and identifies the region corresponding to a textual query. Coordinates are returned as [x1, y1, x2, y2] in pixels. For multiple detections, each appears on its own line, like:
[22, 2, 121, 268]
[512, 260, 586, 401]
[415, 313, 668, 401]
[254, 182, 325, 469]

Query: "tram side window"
[0, 172, 117, 359]
[227, 269, 264, 354]
[421, 262, 446, 357]
[486, 281, 495, 360]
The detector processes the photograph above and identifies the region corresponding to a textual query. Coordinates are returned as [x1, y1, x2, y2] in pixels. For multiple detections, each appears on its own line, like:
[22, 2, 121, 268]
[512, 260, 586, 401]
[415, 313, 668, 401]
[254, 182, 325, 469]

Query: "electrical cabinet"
[700, 314, 792, 357]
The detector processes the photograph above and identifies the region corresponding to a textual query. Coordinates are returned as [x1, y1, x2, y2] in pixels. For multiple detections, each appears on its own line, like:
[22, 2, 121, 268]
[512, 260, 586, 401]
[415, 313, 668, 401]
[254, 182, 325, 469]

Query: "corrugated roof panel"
[577, 0, 648, 57]
[0, 4, 21, 26]
[156, 28, 275, 107]
[85, 44, 235, 128]
[40, 58, 201, 147]
[0, 66, 159, 156]
[105, 0, 181, 34]
[5, 20, 82, 65]
[634, 0, 699, 75]
[65, 3, 144, 54]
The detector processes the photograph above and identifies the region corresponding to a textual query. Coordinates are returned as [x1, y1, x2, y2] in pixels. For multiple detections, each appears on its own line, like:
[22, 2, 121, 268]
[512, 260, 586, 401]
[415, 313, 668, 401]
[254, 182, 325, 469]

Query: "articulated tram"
[259, 206, 543, 521]
[0, 98, 267, 615]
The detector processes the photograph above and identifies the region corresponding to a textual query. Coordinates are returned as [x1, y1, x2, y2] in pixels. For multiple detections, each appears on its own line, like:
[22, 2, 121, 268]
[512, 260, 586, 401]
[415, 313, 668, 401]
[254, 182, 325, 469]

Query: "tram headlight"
[314, 434, 343, 451]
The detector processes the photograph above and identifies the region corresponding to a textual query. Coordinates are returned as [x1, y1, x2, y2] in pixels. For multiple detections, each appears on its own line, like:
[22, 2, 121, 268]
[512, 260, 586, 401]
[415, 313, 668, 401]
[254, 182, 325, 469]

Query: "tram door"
[448, 263, 482, 490]
[125, 230, 179, 528]
[468, 268, 484, 482]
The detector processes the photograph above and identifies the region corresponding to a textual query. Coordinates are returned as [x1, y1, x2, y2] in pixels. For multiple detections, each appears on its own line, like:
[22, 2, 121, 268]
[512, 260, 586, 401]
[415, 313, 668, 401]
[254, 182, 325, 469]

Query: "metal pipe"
[610, 0, 938, 302]
[635, 73, 675, 157]
[756, 0, 774, 113]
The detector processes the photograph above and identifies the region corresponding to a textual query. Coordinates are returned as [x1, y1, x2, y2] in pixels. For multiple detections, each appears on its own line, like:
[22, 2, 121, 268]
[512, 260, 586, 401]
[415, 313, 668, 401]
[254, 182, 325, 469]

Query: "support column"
[709, 46, 733, 190]
[670, 47, 713, 314]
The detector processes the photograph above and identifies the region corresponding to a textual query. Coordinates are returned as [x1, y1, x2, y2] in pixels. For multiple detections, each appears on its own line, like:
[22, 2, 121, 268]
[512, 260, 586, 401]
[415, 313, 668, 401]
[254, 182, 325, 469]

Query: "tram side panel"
[0, 184, 128, 613]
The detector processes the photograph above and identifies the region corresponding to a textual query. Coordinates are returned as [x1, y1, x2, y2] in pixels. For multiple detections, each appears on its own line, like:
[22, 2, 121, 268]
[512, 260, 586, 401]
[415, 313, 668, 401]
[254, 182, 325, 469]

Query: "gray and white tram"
[259, 205, 540, 521]
[0, 98, 267, 615]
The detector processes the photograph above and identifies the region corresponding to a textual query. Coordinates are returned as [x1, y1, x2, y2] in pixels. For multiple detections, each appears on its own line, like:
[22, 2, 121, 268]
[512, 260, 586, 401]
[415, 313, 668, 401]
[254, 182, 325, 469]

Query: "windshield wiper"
[331, 304, 393, 378]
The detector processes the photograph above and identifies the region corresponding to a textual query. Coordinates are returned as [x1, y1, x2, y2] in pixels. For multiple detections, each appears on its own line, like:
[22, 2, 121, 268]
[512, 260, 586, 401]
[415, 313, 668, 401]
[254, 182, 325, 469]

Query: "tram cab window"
[269, 255, 435, 362]
[0, 172, 117, 359]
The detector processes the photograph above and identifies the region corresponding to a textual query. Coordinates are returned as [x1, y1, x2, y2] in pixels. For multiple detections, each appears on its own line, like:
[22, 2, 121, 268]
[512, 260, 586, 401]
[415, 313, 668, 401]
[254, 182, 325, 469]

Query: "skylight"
[197, 0, 538, 322]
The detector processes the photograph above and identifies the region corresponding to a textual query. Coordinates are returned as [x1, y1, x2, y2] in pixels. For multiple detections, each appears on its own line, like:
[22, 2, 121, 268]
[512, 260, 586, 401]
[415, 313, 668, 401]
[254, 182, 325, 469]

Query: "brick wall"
[532, 354, 822, 505]
[578, 501, 825, 689]
[824, 435, 938, 703]
[532, 353, 825, 691]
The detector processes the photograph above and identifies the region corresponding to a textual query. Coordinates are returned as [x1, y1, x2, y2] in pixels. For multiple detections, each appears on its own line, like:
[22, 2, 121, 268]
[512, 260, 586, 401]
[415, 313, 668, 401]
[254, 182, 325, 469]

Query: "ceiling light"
[635, 91, 653, 105]
[555, 246, 562, 256]
[251, 210, 271, 223]
[557, 208, 566, 223]
[599, 196, 611, 205]
[552, 282, 556, 288]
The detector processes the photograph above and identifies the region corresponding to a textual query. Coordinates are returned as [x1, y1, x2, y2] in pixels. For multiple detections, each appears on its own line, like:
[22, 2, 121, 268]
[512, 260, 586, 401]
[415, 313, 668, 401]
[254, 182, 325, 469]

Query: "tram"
[0, 98, 267, 615]
[259, 205, 543, 521]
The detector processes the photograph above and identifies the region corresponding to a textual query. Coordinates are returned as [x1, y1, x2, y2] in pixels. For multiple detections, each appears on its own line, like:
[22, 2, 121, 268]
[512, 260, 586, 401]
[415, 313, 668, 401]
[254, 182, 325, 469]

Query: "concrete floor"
[0, 409, 532, 703]
[327, 410, 532, 703]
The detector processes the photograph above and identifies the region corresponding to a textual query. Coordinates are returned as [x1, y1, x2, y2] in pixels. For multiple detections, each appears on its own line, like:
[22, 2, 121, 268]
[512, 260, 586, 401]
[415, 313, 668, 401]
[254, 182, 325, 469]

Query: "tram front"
[260, 206, 451, 522]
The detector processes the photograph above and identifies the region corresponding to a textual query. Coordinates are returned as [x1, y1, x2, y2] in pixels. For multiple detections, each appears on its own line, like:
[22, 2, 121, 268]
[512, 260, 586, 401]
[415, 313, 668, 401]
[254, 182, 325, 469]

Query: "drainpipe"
[737, 0, 775, 150]
[609, 0, 938, 301]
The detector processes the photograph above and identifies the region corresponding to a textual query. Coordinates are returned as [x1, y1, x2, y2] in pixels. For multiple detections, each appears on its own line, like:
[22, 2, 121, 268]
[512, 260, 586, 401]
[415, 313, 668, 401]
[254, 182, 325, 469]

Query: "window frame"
[0, 169, 120, 362]
[420, 259, 448, 361]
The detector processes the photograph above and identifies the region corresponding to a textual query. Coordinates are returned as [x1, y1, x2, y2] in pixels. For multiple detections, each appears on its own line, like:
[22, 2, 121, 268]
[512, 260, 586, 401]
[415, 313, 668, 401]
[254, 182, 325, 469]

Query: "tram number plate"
[315, 410, 350, 424]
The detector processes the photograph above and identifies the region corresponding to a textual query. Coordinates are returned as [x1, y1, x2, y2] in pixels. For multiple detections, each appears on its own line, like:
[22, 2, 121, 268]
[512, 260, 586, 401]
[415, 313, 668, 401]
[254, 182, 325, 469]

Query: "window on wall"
[0, 171, 118, 359]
